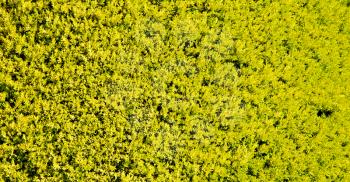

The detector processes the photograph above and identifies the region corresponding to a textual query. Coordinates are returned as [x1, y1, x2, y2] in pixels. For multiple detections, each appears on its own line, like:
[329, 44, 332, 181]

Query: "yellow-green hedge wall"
[1, 0, 350, 181]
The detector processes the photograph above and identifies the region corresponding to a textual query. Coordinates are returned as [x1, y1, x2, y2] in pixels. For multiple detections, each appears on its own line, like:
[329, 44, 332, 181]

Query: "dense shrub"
[1, 0, 349, 181]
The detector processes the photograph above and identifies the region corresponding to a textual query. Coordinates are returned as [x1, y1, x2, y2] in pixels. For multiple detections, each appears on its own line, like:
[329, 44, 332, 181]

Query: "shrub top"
[0, 0, 349, 181]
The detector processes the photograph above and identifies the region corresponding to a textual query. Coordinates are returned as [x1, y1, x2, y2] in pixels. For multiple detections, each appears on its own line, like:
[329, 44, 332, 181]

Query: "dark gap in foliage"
[3, 0, 21, 10]
[224, 58, 248, 70]
[218, 124, 229, 131]
[216, 107, 223, 117]
[317, 158, 326, 166]
[182, 40, 200, 59]
[282, 178, 290, 182]
[44, 76, 56, 86]
[70, 25, 83, 36]
[254, 140, 269, 158]
[311, 49, 321, 62]
[43, 126, 61, 135]
[18, 51, 26, 60]
[228, 143, 238, 153]
[168, 168, 175, 173]
[152, 171, 159, 178]
[326, 135, 335, 142]
[13, 148, 29, 163]
[278, 77, 287, 84]
[27, 165, 39, 178]
[184, 67, 199, 78]
[12, 132, 26, 145]
[187, 2, 210, 13]
[258, 139, 268, 146]
[239, 100, 246, 109]
[98, 0, 110, 7]
[95, 111, 105, 123]
[225, 116, 235, 121]
[11, 74, 18, 81]
[144, 29, 160, 38]
[142, 136, 151, 145]
[264, 160, 272, 168]
[0, 135, 5, 145]
[115, 159, 132, 175]
[251, 101, 259, 108]
[20, 101, 32, 113]
[167, 6, 179, 21]
[262, 56, 271, 65]
[273, 120, 280, 127]
[34, 33, 52, 46]
[67, 153, 75, 167]
[61, 171, 70, 181]
[46, 160, 55, 175]
[157, 103, 162, 112]
[189, 129, 196, 136]
[202, 78, 210, 86]
[186, 52, 200, 59]
[247, 166, 259, 177]
[167, 80, 174, 88]
[15, 22, 27, 35]
[159, 156, 176, 166]
[239, 136, 250, 145]
[8, 49, 22, 60]
[174, 84, 184, 95]
[178, 123, 186, 130]
[11, 149, 39, 178]
[76, 57, 85, 66]
[140, 49, 149, 57]
[317, 108, 333, 117]
[122, 129, 133, 143]
[47, 1, 54, 10]
[281, 39, 292, 54]
[94, 128, 106, 137]
[158, 115, 174, 126]
[310, 131, 319, 138]
[148, 0, 164, 6]
[0, 82, 17, 108]
[36, 89, 48, 100]
[301, 2, 308, 8]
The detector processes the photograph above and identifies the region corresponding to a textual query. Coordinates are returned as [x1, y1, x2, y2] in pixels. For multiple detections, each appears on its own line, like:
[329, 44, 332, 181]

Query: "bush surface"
[1, 0, 350, 181]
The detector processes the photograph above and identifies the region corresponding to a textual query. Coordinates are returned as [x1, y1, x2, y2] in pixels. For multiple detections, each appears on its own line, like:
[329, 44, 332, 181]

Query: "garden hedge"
[1, 0, 350, 181]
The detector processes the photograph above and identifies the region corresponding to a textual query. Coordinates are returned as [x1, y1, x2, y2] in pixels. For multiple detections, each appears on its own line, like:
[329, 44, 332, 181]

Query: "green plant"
[0, 0, 349, 181]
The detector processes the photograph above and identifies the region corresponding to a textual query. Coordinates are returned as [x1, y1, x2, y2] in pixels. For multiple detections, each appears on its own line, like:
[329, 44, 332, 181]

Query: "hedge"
[1, 0, 350, 181]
